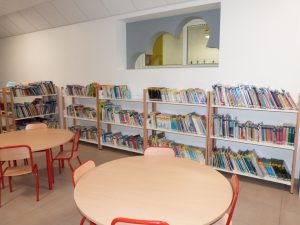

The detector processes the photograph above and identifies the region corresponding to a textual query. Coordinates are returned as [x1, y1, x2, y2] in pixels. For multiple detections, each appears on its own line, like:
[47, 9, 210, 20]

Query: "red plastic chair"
[213, 174, 239, 225]
[0, 145, 39, 207]
[111, 217, 169, 225]
[72, 160, 96, 225]
[25, 123, 47, 130]
[52, 129, 82, 173]
[143, 147, 175, 157]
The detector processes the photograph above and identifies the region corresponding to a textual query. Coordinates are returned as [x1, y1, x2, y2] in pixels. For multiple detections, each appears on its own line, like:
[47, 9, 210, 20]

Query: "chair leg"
[80, 216, 86, 225]
[0, 163, 4, 189]
[0, 176, 2, 208]
[60, 145, 65, 169]
[90, 222, 96, 225]
[68, 160, 74, 172]
[34, 170, 39, 201]
[8, 176, 12, 192]
[77, 156, 82, 165]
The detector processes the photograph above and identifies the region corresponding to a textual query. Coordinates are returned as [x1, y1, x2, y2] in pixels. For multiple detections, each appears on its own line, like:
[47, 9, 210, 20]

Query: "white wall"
[0, 0, 300, 177]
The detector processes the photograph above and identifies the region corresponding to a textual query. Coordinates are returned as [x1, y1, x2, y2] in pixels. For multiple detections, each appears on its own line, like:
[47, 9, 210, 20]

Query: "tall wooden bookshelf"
[143, 89, 210, 164]
[0, 86, 59, 131]
[62, 85, 101, 149]
[98, 85, 144, 154]
[207, 91, 300, 193]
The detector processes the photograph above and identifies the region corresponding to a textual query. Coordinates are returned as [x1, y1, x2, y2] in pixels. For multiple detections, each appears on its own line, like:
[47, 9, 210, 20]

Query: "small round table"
[74, 156, 233, 225]
[0, 128, 74, 189]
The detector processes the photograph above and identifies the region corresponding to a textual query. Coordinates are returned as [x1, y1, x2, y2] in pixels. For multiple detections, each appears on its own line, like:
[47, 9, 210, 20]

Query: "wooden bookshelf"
[99, 88, 144, 154]
[0, 86, 59, 132]
[62, 86, 101, 149]
[208, 91, 300, 193]
[143, 88, 210, 164]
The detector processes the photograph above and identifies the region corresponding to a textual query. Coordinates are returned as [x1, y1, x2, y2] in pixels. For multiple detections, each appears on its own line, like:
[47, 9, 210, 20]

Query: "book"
[211, 147, 291, 180]
[147, 87, 207, 104]
[99, 85, 132, 99]
[11, 81, 56, 97]
[213, 84, 297, 110]
[213, 114, 295, 146]
[69, 125, 98, 142]
[66, 104, 97, 120]
[65, 82, 98, 97]
[148, 132, 205, 163]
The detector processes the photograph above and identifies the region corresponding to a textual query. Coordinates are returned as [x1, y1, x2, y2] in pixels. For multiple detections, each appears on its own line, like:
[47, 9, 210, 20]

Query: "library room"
[0, 0, 299, 225]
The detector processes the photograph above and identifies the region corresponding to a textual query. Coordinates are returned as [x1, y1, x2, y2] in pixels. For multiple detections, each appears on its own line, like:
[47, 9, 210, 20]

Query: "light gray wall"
[126, 8, 220, 68]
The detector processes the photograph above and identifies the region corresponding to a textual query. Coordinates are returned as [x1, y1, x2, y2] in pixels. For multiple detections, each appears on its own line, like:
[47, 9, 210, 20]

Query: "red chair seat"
[54, 150, 79, 160]
[4, 165, 32, 176]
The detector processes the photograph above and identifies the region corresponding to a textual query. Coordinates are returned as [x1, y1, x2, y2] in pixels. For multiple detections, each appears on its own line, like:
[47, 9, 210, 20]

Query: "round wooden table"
[74, 156, 233, 225]
[0, 128, 74, 189]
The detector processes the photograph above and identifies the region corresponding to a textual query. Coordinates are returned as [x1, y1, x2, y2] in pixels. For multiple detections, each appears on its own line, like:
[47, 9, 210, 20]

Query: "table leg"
[46, 149, 53, 190]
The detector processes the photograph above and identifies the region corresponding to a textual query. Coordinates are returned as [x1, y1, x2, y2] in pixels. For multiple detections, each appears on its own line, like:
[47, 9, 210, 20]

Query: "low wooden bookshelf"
[207, 91, 300, 193]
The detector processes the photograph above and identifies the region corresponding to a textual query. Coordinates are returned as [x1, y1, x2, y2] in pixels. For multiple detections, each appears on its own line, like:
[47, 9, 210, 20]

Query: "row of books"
[213, 84, 297, 110]
[14, 99, 57, 119]
[149, 112, 206, 135]
[69, 125, 98, 142]
[147, 87, 207, 104]
[148, 132, 205, 163]
[102, 132, 143, 152]
[99, 85, 131, 99]
[101, 102, 143, 127]
[65, 83, 98, 97]
[16, 118, 59, 130]
[213, 114, 295, 146]
[66, 104, 97, 120]
[11, 81, 56, 97]
[211, 147, 291, 180]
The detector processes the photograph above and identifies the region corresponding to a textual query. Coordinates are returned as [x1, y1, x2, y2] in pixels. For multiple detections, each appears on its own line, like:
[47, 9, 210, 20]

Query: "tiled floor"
[0, 143, 299, 225]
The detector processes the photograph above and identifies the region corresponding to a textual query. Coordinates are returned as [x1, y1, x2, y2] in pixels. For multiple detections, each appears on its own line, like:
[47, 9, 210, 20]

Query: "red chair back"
[25, 123, 47, 130]
[111, 217, 169, 225]
[144, 147, 175, 157]
[226, 174, 239, 225]
[72, 160, 95, 187]
[0, 145, 35, 171]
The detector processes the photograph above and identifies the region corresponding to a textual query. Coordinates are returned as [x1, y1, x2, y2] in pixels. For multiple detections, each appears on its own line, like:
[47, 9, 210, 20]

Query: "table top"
[0, 128, 74, 152]
[74, 156, 233, 225]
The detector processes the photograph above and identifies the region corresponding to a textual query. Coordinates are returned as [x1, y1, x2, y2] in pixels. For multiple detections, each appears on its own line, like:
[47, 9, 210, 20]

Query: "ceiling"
[0, 0, 196, 38]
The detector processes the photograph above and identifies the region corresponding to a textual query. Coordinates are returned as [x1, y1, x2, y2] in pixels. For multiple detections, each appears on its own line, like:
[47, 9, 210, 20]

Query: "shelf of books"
[208, 85, 300, 193]
[62, 83, 101, 149]
[0, 81, 60, 131]
[99, 85, 144, 154]
[143, 87, 210, 164]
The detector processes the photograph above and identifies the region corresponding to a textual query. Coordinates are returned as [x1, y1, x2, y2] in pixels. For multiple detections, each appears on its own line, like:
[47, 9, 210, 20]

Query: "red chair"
[72, 160, 96, 225]
[143, 147, 175, 157]
[25, 123, 47, 130]
[52, 129, 82, 173]
[0, 145, 39, 207]
[213, 174, 239, 225]
[111, 217, 169, 225]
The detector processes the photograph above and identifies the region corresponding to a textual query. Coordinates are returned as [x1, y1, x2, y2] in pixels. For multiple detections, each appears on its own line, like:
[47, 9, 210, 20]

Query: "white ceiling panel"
[7, 12, 36, 33]
[0, 0, 52, 16]
[131, 0, 167, 10]
[74, 0, 110, 20]
[35, 2, 67, 27]
[0, 24, 10, 37]
[52, 0, 87, 23]
[20, 8, 51, 30]
[0, 15, 23, 35]
[165, 0, 194, 4]
[101, 0, 135, 15]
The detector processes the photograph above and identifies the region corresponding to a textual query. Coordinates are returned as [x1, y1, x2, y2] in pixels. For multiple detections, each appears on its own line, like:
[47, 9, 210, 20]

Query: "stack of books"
[149, 112, 206, 135]
[101, 102, 143, 127]
[211, 147, 291, 180]
[66, 104, 97, 119]
[65, 83, 98, 97]
[212, 84, 297, 109]
[69, 125, 98, 142]
[147, 87, 207, 104]
[99, 85, 131, 99]
[213, 114, 295, 146]
[149, 132, 205, 163]
[11, 81, 56, 97]
[14, 99, 57, 118]
[102, 132, 143, 152]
